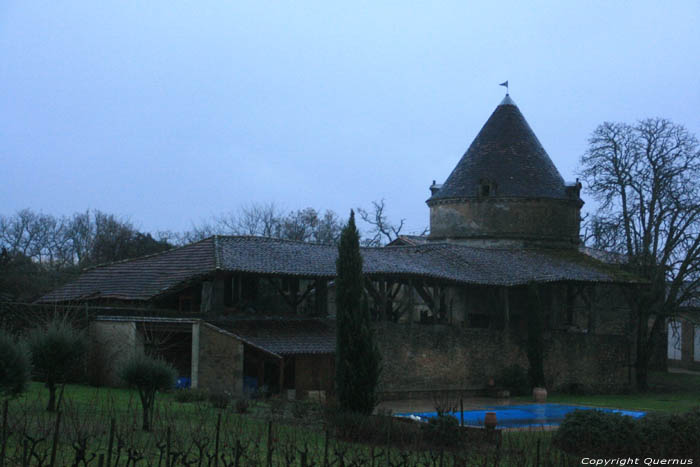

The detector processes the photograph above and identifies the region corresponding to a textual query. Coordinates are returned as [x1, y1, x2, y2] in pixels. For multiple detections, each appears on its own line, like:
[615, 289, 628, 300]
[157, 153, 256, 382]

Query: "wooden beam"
[413, 282, 436, 313]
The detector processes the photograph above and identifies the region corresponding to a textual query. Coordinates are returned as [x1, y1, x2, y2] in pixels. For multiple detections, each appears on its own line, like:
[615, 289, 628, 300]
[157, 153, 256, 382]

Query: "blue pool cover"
[396, 404, 645, 428]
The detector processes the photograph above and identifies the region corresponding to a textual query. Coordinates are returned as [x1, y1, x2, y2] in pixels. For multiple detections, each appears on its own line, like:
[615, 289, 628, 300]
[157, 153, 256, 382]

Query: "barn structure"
[39, 94, 642, 398]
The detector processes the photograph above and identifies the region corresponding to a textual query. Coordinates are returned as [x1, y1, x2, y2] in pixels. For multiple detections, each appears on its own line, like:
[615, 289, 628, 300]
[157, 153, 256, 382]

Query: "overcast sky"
[2, 1, 699, 237]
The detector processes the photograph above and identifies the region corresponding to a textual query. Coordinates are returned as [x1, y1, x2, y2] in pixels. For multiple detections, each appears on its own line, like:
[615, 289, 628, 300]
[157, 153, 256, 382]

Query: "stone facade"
[197, 323, 244, 395]
[89, 320, 143, 386]
[375, 322, 630, 398]
[428, 198, 581, 247]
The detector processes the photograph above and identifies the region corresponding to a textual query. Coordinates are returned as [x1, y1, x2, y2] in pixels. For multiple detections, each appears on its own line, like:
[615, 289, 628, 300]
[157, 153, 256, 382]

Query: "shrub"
[268, 396, 287, 418]
[496, 364, 529, 396]
[554, 408, 700, 457]
[120, 352, 176, 431]
[0, 331, 31, 397]
[290, 400, 310, 419]
[173, 388, 208, 403]
[208, 391, 230, 409]
[234, 398, 249, 414]
[421, 414, 461, 448]
[326, 409, 422, 447]
[636, 409, 700, 457]
[554, 409, 638, 456]
[27, 319, 86, 411]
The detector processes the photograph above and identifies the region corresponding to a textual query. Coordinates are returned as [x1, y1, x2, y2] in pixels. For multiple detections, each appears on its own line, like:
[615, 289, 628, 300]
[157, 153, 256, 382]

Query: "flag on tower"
[499, 81, 508, 88]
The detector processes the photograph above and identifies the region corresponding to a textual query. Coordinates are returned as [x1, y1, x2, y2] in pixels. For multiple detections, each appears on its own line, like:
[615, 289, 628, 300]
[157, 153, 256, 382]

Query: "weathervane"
[499, 80, 509, 95]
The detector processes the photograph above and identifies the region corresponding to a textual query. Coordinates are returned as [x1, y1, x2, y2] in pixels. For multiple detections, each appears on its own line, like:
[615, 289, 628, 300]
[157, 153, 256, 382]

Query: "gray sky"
[2, 1, 699, 237]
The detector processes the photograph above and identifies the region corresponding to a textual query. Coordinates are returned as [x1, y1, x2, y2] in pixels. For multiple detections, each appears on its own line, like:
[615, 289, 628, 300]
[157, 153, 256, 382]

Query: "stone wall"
[375, 322, 630, 398]
[429, 198, 580, 246]
[198, 323, 244, 395]
[89, 320, 143, 386]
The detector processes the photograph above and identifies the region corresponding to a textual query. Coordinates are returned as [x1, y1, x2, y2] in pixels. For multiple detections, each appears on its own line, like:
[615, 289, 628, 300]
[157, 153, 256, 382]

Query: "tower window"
[478, 179, 495, 197]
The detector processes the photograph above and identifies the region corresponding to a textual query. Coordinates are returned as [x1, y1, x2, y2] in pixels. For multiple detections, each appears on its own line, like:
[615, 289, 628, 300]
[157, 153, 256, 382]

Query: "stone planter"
[532, 387, 547, 403]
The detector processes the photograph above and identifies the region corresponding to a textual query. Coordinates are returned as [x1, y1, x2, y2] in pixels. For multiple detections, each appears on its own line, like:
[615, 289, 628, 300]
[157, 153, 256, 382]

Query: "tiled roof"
[429, 96, 569, 202]
[38, 236, 638, 303]
[212, 319, 335, 355]
[39, 238, 216, 302]
[387, 235, 430, 246]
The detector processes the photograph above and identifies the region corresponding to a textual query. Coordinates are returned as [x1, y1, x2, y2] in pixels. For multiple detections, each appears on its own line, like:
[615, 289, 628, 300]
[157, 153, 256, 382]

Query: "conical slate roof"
[430, 95, 567, 201]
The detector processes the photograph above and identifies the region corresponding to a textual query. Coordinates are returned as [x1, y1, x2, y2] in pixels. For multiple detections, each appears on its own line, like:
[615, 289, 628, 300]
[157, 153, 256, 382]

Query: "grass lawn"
[514, 370, 700, 413]
[5, 382, 571, 465]
[6, 371, 696, 465]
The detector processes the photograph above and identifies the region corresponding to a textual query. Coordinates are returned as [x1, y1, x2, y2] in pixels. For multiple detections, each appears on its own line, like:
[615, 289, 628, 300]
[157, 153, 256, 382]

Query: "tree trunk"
[634, 309, 651, 392]
[140, 391, 153, 431]
[142, 403, 151, 431]
[46, 383, 56, 412]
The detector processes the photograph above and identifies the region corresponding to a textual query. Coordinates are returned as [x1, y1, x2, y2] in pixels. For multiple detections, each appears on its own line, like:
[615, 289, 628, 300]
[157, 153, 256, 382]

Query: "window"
[694, 325, 700, 362]
[478, 179, 496, 198]
[667, 320, 682, 360]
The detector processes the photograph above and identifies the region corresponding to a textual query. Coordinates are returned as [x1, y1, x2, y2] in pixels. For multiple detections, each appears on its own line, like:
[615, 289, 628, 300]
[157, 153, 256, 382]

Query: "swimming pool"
[395, 404, 646, 428]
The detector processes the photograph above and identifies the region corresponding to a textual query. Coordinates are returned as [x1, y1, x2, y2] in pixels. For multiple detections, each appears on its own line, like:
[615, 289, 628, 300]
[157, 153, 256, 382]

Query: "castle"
[40, 94, 639, 397]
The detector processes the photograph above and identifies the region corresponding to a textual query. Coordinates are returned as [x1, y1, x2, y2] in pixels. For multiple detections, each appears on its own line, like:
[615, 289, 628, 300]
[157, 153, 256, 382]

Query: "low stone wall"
[198, 323, 244, 395]
[374, 322, 630, 398]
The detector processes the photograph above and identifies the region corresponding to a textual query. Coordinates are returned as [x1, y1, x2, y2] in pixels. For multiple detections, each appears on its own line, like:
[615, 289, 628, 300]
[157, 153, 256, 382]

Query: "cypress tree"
[335, 210, 381, 414]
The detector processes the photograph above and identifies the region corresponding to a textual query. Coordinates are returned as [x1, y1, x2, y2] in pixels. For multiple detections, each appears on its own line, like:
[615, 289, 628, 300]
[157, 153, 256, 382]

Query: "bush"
[326, 409, 423, 447]
[496, 364, 529, 396]
[290, 400, 310, 419]
[421, 414, 461, 448]
[208, 392, 230, 409]
[27, 319, 86, 411]
[554, 409, 637, 456]
[121, 352, 176, 430]
[234, 398, 249, 414]
[636, 409, 700, 457]
[554, 408, 700, 457]
[173, 388, 208, 403]
[0, 331, 31, 397]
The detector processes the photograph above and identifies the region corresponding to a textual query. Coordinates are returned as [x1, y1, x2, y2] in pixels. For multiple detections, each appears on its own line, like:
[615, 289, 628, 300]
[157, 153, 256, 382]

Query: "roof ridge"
[81, 236, 216, 272]
[215, 234, 339, 248]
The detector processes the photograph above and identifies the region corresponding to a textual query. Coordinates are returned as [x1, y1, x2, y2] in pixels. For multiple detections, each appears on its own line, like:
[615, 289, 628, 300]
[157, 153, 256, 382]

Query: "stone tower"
[427, 95, 583, 248]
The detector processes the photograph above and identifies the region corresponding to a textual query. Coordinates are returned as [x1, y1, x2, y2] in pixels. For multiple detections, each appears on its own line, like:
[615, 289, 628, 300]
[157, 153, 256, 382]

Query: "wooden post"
[214, 412, 221, 467]
[49, 410, 61, 467]
[379, 278, 388, 321]
[266, 421, 273, 467]
[501, 287, 510, 330]
[191, 321, 200, 389]
[279, 358, 285, 397]
[106, 418, 115, 467]
[315, 280, 328, 317]
[0, 400, 7, 467]
[166, 426, 171, 467]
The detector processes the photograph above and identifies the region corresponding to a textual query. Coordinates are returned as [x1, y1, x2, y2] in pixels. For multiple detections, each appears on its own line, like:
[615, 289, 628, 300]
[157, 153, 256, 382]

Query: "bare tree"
[233, 202, 283, 237]
[579, 118, 700, 390]
[314, 210, 343, 245]
[357, 199, 406, 246]
[188, 203, 343, 244]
